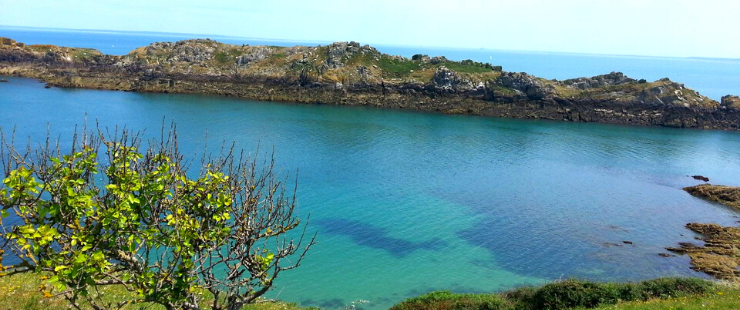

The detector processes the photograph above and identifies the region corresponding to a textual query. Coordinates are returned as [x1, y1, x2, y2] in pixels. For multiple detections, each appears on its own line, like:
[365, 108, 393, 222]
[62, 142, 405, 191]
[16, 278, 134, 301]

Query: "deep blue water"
[2, 27, 740, 310]
[2, 26, 739, 100]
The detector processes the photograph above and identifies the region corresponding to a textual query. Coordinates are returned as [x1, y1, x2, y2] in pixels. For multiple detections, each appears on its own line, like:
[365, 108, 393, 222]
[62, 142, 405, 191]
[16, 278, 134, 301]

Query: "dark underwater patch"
[315, 218, 446, 257]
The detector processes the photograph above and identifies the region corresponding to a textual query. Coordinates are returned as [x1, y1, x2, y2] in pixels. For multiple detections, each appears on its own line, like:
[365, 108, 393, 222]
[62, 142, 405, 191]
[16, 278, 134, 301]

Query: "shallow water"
[2, 76, 740, 309]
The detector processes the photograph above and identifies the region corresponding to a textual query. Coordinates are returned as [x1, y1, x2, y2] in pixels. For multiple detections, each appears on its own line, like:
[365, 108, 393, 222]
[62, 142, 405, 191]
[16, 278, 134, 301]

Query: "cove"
[2, 76, 740, 309]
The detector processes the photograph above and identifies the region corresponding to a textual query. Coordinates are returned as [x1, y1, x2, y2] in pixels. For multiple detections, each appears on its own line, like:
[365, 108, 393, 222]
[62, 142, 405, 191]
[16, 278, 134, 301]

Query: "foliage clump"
[0, 125, 315, 310]
[390, 277, 715, 310]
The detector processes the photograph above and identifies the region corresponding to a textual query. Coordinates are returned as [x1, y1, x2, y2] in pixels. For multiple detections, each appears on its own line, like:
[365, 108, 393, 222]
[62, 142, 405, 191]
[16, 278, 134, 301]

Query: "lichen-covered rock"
[236, 47, 274, 66]
[684, 184, 740, 209]
[667, 222, 740, 281]
[721, 95, 740, 110]
[563, 72, 635, 89]
[432, 66, 476, 92]
[494, 72, 554, 100]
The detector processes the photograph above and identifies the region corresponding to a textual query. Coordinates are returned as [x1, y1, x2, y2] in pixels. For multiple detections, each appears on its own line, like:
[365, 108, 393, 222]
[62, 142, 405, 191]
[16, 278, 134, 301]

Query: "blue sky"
[1, 0, 738, 58]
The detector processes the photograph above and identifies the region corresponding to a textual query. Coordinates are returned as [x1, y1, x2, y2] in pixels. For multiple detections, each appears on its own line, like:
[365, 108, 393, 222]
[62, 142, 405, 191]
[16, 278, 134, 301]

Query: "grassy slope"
[589, 289, 740, 310]
[2, 273, 738, 310]
[0, 272, 309, 310]
[390, 278, 722, 310]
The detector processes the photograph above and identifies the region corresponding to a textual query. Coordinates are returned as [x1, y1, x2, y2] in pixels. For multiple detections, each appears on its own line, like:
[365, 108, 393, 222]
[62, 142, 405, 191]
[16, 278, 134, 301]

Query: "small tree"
[0, 125, 315, 310]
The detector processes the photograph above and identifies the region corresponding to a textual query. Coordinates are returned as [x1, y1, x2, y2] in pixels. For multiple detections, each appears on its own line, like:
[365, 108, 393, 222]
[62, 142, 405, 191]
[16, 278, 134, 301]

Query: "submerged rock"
[691, 175, 710, 182]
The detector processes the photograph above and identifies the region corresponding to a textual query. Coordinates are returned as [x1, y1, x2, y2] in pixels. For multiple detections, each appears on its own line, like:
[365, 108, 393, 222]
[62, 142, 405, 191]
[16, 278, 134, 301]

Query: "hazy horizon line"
[2, 24, 739, 62]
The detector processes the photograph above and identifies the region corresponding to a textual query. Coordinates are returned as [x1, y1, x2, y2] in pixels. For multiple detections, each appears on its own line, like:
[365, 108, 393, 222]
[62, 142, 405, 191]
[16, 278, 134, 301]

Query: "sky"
[0, 0, 738, 58]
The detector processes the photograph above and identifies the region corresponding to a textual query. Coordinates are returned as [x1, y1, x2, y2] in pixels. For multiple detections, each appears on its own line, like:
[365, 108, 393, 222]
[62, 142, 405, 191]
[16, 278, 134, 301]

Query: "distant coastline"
[1, 36, 739, 130]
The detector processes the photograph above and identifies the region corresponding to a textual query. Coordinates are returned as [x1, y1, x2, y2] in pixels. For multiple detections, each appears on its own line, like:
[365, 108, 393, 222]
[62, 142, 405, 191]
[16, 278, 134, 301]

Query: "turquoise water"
[2, 76, 740, 309]
[2, 26, 739, 100]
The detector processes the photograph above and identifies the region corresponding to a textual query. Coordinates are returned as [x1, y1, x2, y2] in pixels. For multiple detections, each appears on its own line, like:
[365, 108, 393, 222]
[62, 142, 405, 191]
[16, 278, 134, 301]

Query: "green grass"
[214, 51, 230, 64]
[378, 56, 423, 78]
[391, 278, 718, 310]
[0, 272, 311, 310]
[439, 61, 497, 74]
[1, 270, 726, 310]
[589, 288, 740, 310]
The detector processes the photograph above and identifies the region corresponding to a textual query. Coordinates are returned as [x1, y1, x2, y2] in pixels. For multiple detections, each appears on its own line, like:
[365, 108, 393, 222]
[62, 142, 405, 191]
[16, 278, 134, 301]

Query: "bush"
[532, 280, 613, 310]
[392, 278, 716, 310]
[637, 277, 714, 299]
[0, 125, 316, 310]
[526, 278, 714, 310]
[390, 291, 508, 310]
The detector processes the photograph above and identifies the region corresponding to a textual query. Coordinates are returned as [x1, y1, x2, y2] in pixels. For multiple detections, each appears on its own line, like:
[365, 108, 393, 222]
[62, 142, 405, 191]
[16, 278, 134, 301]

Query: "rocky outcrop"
[563, 71, 635, 89]
[432, 66, 478, 92]
[668, 223, 740, 281]
[684, 184, 740, 209]
[1, 36, 739, 130]
[491, 72, 555, 100]
[722, 95, 740, 110]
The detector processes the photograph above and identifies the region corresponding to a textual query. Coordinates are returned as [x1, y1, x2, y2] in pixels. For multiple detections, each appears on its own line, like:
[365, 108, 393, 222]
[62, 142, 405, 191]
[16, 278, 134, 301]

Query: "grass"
[391, 278, 718, 310]
[0, 272, 311, 310]
[378, 56, 423, 78]
[439, 61, 497, 74]
[1, 273, 733, 310]
[588, 288, 740, 309]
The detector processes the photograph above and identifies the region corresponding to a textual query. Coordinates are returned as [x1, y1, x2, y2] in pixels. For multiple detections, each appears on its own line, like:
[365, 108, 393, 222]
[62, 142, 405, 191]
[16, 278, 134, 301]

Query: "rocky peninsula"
[2, 37, 740, 129]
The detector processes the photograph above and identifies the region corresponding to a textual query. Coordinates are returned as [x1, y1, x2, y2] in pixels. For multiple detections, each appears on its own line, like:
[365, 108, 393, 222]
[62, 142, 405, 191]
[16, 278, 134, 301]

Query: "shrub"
[392, 278, 716, 310]
[0, 125, 316, 310]
[637, 277, 714, 299]
[390, 291, 508, 310]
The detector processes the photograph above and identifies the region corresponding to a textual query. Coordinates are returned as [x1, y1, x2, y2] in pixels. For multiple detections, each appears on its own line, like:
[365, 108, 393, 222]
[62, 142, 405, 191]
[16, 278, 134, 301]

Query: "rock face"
[494, 72, 555, 100]
[563, 72, 635, 89]
[722, 95, 740, 110]
[1, 36, 739, 130]
[432, 66, 476, 92]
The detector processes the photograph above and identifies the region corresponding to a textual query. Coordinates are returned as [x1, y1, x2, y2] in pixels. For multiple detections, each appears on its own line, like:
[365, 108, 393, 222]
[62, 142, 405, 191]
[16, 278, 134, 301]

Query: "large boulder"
[721, 95, 740, 110]
[236, 47, 274, 66]
[432, 66, 476, 92]
[563, 72, 636, 90]
[493, 72, 554, 100]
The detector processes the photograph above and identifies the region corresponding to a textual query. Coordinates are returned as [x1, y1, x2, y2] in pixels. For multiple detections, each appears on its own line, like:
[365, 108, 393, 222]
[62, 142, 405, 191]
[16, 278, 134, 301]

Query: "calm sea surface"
[2, 28, 740, 310]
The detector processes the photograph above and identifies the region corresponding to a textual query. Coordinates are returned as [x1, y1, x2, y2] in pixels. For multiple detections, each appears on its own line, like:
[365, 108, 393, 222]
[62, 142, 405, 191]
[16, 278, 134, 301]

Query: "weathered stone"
[722, 95, 740, 110]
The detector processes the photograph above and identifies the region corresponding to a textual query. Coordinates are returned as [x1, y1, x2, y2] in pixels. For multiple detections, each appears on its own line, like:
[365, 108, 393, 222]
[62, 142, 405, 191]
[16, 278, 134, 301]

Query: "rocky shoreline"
[2, 37, 740, 129]
[667, 184, 740, 281]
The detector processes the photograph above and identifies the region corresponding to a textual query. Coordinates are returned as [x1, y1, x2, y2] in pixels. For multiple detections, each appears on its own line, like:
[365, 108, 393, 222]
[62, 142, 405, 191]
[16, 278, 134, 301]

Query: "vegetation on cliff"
[2, 37, 739, 129]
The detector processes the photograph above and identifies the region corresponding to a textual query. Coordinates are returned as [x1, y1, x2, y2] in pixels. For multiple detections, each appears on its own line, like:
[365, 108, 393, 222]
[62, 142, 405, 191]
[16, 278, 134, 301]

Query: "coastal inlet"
[2, 76, 740, 309]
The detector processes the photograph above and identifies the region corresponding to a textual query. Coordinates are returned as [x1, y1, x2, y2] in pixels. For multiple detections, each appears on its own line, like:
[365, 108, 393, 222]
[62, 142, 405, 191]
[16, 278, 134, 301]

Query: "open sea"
[2, 26, 740, 309]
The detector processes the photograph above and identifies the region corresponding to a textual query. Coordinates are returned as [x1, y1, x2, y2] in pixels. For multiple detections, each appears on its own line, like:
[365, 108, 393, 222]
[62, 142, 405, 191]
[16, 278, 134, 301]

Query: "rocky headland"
[2, 37, 740, 129]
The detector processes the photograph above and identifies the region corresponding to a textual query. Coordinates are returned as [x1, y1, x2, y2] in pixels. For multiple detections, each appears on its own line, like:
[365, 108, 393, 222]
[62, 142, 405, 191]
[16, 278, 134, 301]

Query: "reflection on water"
[1, 76, 740, 309]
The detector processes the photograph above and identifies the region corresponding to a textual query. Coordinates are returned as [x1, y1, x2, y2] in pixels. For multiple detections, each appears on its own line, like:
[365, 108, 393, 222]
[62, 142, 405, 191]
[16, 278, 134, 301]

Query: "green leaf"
[54, 265, 68, 272]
